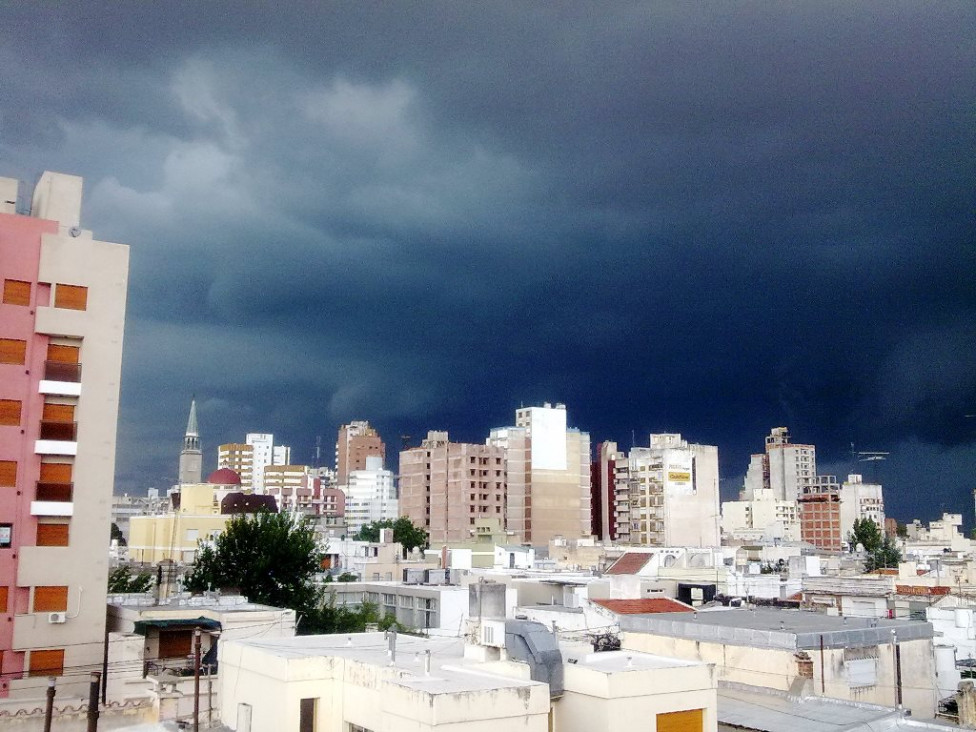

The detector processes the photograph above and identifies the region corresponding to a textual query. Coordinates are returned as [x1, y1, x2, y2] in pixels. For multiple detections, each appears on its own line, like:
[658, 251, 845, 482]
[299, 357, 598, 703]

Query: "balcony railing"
[39, 421, 77, 441]
[44, 361, 82, 383]
[36, 482, 73, 502]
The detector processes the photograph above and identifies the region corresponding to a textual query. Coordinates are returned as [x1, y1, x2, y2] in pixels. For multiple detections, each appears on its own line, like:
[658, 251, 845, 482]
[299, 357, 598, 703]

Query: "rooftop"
[593, 598, 694, 614]
[226, 632, 544, 695]
[561, 642, 704, 673]
[619, 607, 933, 650]
[718, 682, 955, 732]
[605, 552, 653, 575]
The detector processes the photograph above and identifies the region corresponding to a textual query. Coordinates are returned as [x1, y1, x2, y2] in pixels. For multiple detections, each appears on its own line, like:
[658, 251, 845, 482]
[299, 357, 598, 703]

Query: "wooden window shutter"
[0, 587, 7, 613]
[54, 284, 87, 311]
[40, 463, 72, 483]
[0, 461, 15, 487]
[36, 524, 69, 547]
[29, 649, 64, 677]
[657, 709, 704, 732]
[0, 339, 27, 365]
[42, 403, 75, 422]
[46, 344, 79, 364]
[33, 586, 68, 612]
[0, 400, 21, 426]
[2, 280, 30, 306]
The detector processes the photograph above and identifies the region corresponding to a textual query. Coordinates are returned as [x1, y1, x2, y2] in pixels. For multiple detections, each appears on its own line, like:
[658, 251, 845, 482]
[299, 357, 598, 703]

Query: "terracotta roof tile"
[593, 598, 694, 614]
[605, 552, 653, 575]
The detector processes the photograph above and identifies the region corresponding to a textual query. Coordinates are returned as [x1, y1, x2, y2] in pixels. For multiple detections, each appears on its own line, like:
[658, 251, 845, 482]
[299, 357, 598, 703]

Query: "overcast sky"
[2, 2, 973, 524]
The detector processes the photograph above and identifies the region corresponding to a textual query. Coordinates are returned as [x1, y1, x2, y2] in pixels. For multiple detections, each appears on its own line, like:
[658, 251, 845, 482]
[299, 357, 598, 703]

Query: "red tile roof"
[605, 552, 653, 575]
[593, 598, 694, 614]
[895, 584, 951, 596]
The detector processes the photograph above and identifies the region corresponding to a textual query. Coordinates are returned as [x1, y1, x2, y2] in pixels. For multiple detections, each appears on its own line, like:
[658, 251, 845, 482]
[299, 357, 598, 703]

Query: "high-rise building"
[343, 456, 397, 536]
[488, 403, 590, 545]
[218, 442, 254, 489]
[399, 431, 506, 544]
[616, 434, 720, 547]
[745, 427, 816, 502]
[178, 398, 202, 484]
[593, 441, 624, 541]
[246, 432, 274, 493]
[0, 172, 129, 699]
[336, 421, 385, 484]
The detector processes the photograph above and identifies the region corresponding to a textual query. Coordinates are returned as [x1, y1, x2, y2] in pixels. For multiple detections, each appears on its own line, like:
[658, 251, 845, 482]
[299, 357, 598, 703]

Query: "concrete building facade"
[620, 434, 720, 547]
[0, 172, 129, 699]
[344, 456, 397, 536]
[400, 431, 507, 544]
[488, 403, 591, 545]
[336, 420, 385, 485]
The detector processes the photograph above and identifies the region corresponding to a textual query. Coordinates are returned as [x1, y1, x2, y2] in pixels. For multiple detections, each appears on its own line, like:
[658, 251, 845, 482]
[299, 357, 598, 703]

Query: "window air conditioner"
[47, 612, 67, 624]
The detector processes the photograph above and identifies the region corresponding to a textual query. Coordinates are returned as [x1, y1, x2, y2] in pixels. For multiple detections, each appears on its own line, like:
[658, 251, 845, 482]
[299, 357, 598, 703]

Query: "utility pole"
[86, 672, 100, 732]
[193, 628, 202, 732]
[42, 677, 56, 732]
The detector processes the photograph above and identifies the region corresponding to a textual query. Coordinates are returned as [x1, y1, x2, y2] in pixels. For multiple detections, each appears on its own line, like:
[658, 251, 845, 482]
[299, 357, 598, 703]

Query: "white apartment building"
[344, 455, 397, 535]
[840, 473, 885, 530]
[742, 427, 816, 502]
[218, 432, 291, 494]
[615, 434, 720, 547]
[721, 488, 801, 543]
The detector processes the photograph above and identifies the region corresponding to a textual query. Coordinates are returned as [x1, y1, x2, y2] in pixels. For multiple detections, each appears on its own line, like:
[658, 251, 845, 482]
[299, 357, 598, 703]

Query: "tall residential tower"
[0, 172, 129, 700]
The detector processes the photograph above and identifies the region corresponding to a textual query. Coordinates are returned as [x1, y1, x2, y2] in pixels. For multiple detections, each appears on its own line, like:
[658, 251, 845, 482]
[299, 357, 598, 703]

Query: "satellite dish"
[69, 226, 82, 237]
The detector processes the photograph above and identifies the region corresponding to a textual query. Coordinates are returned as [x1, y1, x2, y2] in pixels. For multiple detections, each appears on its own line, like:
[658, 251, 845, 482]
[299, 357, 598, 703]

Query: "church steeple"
[178, 398, 203, 485]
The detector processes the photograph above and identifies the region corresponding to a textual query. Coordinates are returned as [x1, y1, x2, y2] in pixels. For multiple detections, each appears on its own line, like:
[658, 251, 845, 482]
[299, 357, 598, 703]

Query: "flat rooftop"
[619, 607, 933, 650]
[227, 633, 544, 695]
[561, 642, 705, 674]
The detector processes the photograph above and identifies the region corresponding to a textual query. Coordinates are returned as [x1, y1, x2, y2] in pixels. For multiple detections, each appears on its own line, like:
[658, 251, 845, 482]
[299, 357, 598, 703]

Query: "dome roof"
[207, 467, 242, 485]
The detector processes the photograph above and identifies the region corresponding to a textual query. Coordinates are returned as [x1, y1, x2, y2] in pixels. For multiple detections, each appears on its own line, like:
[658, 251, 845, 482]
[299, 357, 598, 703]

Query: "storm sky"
[2, 3, 973, 524]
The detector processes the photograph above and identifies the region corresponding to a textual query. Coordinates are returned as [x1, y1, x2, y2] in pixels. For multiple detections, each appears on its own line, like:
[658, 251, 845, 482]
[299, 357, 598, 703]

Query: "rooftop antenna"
[856, 449, 890, 482]
[401, 434, 412, 450]
[314, 435, 322, 469]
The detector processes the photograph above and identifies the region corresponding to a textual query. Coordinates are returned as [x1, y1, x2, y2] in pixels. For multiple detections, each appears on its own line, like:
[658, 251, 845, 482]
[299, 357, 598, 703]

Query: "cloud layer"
[1, 3, 973, 521]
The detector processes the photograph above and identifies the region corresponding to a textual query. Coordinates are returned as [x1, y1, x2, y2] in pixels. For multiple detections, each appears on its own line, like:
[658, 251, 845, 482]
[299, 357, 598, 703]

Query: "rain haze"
[2, 2, 973, 525]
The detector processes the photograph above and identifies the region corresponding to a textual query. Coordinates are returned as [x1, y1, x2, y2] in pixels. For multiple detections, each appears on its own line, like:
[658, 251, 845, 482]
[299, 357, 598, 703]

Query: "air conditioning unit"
[47, 612, 67, 624]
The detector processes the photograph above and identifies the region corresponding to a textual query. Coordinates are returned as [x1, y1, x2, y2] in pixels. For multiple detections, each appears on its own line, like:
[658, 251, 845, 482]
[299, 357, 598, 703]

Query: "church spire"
[179, 398, 203, 484]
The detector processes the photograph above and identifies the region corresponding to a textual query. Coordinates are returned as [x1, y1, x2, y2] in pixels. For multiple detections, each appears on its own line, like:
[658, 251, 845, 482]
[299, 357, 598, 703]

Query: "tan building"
[335, 420, 385, 484]
[400, 431, 506, 543]
[128, 469, 276, 563]
[489, 403, 591, 545]
[0, 172, 129, 700]
[218, 442, 254, 489]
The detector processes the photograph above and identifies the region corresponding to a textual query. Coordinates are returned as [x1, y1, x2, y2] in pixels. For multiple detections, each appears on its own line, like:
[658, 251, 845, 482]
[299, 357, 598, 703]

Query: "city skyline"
[2, 3, 973, 525]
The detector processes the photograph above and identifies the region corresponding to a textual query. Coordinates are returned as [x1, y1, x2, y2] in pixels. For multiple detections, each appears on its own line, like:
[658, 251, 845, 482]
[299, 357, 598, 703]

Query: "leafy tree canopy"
[110, 523, 127, 547]
[184, 511, 323, 615]
[108, 565, 153, 593]
[354, 517, 428, 553]
[849, 518, 884, 553]
[866, 534, 902, 572]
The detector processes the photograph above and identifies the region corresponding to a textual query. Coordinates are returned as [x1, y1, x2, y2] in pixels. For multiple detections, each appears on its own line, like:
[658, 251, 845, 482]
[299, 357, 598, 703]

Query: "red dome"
[207, 468, 242, 485]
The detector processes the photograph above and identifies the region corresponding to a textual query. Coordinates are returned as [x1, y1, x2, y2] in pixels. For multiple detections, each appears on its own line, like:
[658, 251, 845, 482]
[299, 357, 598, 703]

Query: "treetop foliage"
[353, 517, 428, 553]
[184, 511, 323, 615]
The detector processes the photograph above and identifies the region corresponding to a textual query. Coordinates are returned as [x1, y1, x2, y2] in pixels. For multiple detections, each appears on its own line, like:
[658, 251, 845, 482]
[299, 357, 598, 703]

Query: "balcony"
[39, 361, 82, 396]
[31, 501, 73, 517]
[39, 420, 77, 441]
[36, 482, 73, 502]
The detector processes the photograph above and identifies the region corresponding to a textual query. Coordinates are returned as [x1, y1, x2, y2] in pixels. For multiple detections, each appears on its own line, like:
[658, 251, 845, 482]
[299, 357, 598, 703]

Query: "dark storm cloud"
[1, 3, 973, 519]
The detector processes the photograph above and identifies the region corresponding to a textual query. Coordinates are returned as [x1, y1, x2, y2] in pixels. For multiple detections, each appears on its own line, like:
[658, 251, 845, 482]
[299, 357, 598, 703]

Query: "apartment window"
[0, 524, 10, 548]
[45, 343, 81, 382]
[0, 587, 7, 612]
[0, 461, 15, 487]
[36, 522, 69, 547]
[657, 709, 703, 732]
[53, 284, 87, 311]
[0, 338, 27, 365]
[2, 279, 31, 306]
[29, 649, 64, 677]
[0, 399, 21, 426]
[33, 586, 68, 612]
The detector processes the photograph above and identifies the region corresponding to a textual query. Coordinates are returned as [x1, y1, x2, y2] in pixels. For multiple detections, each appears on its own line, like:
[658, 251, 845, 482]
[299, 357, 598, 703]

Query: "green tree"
[107, 565, 154, 593]
[849, 518, 883, 553]
[866, 534, 902, 572]
[354, 517, 428, 554]
[110, 522, 127, 547]
[184, 511, 323, 616]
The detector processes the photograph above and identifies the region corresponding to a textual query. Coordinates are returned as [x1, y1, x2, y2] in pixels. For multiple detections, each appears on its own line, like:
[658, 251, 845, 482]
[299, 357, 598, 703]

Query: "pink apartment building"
[0, 172, 129, 700]
[399, 431, 506, 544]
